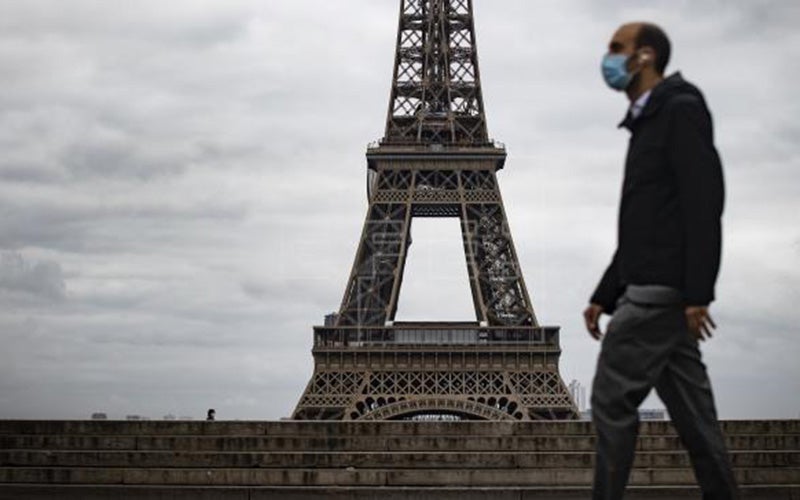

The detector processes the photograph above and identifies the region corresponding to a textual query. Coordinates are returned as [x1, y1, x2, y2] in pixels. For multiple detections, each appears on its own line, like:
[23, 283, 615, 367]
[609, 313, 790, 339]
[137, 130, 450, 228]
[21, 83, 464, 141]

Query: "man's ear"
[638, 47, 655, 65]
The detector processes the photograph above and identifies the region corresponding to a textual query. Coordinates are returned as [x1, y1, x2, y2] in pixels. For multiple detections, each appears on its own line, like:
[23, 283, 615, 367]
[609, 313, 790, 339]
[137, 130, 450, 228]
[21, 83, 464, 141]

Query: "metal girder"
[291, 328, 579, 421]
[385, 0, 488, 145]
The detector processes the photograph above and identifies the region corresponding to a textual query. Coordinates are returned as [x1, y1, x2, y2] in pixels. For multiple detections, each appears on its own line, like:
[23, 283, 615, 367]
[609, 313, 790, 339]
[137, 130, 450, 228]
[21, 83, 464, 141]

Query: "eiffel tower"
[292, 0, 577, 421]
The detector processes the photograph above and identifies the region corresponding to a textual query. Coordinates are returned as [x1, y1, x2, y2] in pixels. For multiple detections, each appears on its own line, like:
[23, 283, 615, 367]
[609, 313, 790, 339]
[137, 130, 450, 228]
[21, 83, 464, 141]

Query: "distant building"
[579, 409, 668, 421]
[639, 408, 667, 421]
[163, 414, 176, 421]
[568, 379, 587, 412]
[125, 415, 142, 421]
[90, 413, 108, 420]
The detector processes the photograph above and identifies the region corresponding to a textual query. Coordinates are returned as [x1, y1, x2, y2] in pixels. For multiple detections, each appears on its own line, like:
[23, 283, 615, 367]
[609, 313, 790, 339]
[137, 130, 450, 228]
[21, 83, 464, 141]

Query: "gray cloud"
[0, 252, 66, 301]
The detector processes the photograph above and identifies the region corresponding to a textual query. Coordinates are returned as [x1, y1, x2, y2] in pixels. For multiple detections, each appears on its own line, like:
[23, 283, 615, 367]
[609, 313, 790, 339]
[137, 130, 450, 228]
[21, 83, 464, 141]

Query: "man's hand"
[583, 303, 605, 340]
[685, 306, 716, 341]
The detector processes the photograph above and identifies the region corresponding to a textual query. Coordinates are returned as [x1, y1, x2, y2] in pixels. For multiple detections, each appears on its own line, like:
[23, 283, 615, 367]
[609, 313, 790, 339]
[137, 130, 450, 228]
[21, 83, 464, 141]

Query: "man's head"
[602, 22, 671, 94]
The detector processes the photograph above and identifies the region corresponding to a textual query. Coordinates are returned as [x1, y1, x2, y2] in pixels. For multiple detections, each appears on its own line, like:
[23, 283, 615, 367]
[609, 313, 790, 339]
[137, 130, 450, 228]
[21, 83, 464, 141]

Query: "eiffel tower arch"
[292, 0, 578, 421]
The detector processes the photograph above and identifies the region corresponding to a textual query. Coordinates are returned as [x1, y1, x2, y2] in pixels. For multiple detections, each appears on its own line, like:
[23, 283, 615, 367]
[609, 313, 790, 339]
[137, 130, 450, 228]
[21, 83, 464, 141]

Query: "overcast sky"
[0, 0, 798, 421]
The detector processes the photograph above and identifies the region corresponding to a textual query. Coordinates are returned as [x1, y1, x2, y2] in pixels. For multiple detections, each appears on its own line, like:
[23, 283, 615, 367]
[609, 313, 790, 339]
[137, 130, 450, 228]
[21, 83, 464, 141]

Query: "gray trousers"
[591, 285, 738, 500]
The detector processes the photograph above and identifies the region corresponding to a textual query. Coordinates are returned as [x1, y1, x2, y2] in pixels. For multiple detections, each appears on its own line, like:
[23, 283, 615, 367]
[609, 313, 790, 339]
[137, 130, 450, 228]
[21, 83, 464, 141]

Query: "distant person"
[206, 408, 216, 421]
[584, 22, 738, 499]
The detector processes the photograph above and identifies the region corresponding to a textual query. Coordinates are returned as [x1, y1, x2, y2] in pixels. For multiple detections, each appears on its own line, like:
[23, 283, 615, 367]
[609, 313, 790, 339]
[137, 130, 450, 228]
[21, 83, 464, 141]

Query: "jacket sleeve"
[666, 95, 725, 306]
[590, 250, 624, 314]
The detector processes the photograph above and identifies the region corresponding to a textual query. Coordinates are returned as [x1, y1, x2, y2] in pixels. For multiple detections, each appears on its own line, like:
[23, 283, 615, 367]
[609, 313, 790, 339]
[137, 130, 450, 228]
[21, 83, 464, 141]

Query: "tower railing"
[312, 325, 561, 349]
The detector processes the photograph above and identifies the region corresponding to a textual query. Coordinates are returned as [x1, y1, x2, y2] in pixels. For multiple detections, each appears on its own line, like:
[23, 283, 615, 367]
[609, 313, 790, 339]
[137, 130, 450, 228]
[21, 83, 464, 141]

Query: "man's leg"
[591, 298, 679, 500]
[655, 332, 739, 500]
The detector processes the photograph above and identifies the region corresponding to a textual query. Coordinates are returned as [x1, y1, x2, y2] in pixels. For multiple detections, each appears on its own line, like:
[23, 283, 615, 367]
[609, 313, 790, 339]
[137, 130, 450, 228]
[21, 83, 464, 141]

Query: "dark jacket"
[591, 72, 725, 312]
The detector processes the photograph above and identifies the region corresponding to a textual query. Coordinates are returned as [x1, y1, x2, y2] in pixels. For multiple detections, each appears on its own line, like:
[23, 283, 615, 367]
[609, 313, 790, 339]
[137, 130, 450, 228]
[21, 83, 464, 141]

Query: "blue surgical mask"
[601, 53, 633, 91]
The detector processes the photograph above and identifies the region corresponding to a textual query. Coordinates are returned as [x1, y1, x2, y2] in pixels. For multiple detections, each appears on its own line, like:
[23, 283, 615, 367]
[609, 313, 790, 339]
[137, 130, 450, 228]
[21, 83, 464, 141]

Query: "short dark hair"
[635, 23, 671, 74]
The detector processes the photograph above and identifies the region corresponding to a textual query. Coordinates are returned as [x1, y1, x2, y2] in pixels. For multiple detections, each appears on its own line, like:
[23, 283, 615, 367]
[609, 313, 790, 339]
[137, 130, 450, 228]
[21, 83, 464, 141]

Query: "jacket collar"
[618, 72, 685, 130]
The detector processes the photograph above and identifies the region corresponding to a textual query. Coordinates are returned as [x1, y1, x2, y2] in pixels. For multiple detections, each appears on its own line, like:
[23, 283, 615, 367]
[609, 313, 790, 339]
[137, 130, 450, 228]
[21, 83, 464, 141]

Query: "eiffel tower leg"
[337, 169, 414, 327]
[292, 169, 413, 420]
[459, 170, 538, 327]
[292, 166, 579, 421]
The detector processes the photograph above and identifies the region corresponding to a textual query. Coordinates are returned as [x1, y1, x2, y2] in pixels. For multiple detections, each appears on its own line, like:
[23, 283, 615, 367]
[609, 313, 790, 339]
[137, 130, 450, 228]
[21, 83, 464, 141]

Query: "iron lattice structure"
[385, 0, 488, 145]
[292, 0, 577, 421]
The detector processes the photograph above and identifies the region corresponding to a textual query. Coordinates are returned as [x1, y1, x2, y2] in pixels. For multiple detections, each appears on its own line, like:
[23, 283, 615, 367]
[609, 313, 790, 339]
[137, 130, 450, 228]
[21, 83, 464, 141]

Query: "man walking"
[584, 23, 738, 499]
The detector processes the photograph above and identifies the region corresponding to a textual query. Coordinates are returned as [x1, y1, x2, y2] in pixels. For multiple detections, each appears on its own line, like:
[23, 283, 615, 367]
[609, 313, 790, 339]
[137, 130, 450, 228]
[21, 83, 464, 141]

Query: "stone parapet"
[0, 420, 797, 499]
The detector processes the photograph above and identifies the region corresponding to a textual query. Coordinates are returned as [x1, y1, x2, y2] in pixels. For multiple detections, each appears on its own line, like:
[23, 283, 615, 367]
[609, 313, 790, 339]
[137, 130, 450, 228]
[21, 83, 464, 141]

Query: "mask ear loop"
[620, 50, 648, 91]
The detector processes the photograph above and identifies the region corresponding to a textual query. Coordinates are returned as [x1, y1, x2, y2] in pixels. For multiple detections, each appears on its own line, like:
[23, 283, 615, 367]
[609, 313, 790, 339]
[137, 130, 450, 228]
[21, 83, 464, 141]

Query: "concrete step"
[0, 485, 798, 500]
[2, 449, 798, 469]
[2, 433, 798, 452]
[1, 466, 799, 487]
[2, 420, 797, 498]
[1, 420, 797, 437]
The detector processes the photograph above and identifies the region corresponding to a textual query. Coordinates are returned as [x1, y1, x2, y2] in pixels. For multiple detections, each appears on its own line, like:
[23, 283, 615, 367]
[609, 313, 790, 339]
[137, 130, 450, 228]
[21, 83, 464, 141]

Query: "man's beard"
[627, 71, 643, 92]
